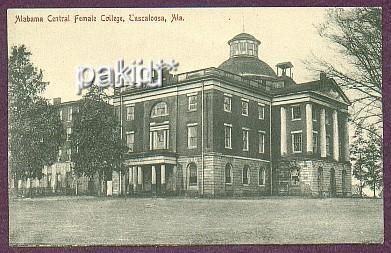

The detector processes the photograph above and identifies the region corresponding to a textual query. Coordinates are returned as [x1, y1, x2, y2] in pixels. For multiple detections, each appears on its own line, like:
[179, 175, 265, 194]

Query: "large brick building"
[111, 33, 352, 197]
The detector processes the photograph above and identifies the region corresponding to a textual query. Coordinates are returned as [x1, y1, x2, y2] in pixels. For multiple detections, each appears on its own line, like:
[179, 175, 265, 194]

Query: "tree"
[8, 45, 65, 195]
[70, 87, 127, 195]
[350, 122, 366, 198]
[363, 126, 383, 198]
[306, 8, 382, 137]
[351, 123, 383, 198]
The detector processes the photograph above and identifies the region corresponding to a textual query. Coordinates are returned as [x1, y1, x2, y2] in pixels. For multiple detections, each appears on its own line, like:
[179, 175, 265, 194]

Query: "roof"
[218, 56, 277, 77]
[271, 78, 351, 105]
[228, 33, 260, 45]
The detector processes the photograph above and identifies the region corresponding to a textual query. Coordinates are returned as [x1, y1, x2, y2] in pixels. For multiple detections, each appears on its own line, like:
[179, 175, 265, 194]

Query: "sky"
[7, 7, 335, 103]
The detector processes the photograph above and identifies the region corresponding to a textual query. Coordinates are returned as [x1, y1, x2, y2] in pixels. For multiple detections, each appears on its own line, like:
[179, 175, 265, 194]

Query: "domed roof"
[218, 56, 277, 77]
[228, 33, 260, 44]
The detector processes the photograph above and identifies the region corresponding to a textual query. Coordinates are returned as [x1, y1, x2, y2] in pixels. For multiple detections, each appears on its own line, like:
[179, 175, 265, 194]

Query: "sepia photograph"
[6, 6, 384, 247]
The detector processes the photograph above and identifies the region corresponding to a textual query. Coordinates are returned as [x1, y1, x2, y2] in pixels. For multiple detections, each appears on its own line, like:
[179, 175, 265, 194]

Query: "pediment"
[318, 81, 350, 105]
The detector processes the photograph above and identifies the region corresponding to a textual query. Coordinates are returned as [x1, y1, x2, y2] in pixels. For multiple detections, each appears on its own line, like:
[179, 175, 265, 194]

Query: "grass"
[9, 196, 383, 246]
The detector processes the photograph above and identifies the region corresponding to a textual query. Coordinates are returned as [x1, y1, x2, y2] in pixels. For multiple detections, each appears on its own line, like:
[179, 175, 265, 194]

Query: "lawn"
[9, 196, 383, 246]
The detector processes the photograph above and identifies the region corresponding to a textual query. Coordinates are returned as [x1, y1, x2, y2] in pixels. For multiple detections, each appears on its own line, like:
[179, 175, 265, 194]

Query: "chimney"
[53, 97, 61, 105]
[319, 71, 327, 80]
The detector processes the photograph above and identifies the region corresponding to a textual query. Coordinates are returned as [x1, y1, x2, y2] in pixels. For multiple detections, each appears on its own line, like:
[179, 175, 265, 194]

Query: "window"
[126, 132, 135, 152]
[66, 127, 72, 141]
[67, 148, 71, 161]
[290, 168, 300, 185]
[242, 129, 249, 151]
[151, 102, 168, 117]
[189, 163, 197, 186]
[67, 107, 73, 121]
[292, 132, 303, 153]
[258, 131, 265, 153]
[188, 94, 197, 111]
[224, 124, 232, 149]
[313, 131, 318, 153]
[150, 127, 169, 150]
[241, 101, 249, 116]
[248, 43, 254, 56]
[58, 149, 62, 162]
[243, 165, 250, 185]
[240, 41, 246, 53]
[126, 106, 135, 121]
[187, 124, 197, 149]
[59, 109, 63, 121]
[326, 135, 331, 155]
[259, 168, 266, 186]
[232, 43, 239, 55]
[258, 105, 265, 119]
[224, 95, 232, 112]
[225, 163, 233, 184]
[312, 108, 318, 121]
[291, 106, 301, 120]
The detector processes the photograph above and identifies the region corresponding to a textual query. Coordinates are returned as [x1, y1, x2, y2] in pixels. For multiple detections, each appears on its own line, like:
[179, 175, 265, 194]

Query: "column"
[173, 165, 177, 192]
[320, 108, 327, 158]
[132, 166, 137, 192]
[343, 116, 350, 162]
[151, 165, 156, 193]
[332, 110, 339, 161]
[161, 164, 166, 193]
[306, 104, 313, 153]
[128, 167, 133, 194]
[280, 106, 287, 156]
[137, 166, 143, 191]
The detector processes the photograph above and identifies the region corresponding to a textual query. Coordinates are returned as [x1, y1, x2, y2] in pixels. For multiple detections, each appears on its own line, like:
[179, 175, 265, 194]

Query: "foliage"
[70, 87, 127, 183]
[307, 8, 382, 137]
[8, 45, 65, 181]
[351, 122, 383, 197]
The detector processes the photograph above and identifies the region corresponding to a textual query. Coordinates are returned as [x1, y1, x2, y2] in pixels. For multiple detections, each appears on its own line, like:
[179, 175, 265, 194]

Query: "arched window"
[188, 163, 197, 186]
[258, 167, 265, 186]
[151, 102, 168, 118]
[242, 165, 250, 185]
[225, 163, 233, 184]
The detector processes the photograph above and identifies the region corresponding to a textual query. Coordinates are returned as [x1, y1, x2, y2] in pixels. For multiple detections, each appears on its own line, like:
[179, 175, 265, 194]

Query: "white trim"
[257, 130, 266, 133]
[242, 127, 251, 131]
[219, 154, 271, 163]
[291, 105, 301, 121]
[258, 168, 266, 186]
[150, 121, 169, 126]
[241, 98, 250, 102]
[125, 131, 135, 134]
[223, 93, 232, 97]
[291, 130, 303, 134]
[150, 125, 169, 131]
[291, 132, 303, 153]
[241, 100, 249, 116]
[124, 156, 177, 165]
[114, 80, 271, 106]
[223, 95, 232, 113]
[272, 95, 348, 112]
[187, 122, 198, 127]
[224, 124, 232, 149]
[186, 92, 198, 97]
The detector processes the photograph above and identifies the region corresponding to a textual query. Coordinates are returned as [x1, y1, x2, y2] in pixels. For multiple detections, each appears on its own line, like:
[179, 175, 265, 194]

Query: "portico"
[120, 154, 178, 195]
